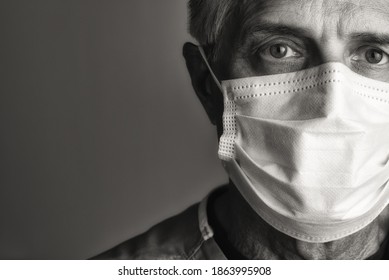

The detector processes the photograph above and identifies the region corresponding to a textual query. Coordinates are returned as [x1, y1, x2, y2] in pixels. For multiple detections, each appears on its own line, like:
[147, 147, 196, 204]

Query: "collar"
[189, 189, 227, 260]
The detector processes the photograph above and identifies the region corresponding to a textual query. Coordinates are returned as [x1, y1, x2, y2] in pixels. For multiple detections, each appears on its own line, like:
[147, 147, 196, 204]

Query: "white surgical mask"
[199, 47, 389, 243]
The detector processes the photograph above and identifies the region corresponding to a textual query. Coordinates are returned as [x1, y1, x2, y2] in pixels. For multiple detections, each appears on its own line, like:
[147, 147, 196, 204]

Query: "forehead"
[240, 0, 389, 37]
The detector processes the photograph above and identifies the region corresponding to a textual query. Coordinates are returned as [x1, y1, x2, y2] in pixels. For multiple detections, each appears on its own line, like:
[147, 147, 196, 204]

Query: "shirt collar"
[198, 191, 215, 241]
[191, 188, 227, 260]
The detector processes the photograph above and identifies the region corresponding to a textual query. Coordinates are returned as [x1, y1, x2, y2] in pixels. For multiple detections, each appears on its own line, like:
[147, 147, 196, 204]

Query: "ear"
[183, 42, 219, 125]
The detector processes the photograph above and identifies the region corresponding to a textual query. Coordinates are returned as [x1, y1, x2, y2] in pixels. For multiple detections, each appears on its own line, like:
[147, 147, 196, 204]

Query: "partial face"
[220, 0, 389, 82]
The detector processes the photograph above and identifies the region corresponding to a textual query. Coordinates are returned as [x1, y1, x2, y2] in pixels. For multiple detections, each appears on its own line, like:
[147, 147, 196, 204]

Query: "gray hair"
[188, 0, 238, 59]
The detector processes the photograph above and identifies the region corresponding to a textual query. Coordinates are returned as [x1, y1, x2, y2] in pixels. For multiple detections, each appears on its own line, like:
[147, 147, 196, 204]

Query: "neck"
[211, 183, 389, 260]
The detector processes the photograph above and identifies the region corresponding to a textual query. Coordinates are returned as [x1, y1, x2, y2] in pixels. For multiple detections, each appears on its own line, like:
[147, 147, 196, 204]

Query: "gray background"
[0, 0, 227, 259]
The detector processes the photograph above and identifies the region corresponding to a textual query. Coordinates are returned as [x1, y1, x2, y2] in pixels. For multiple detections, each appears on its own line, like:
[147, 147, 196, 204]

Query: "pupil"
[270, 44, 287, 58]
[366, 49, 383, 64]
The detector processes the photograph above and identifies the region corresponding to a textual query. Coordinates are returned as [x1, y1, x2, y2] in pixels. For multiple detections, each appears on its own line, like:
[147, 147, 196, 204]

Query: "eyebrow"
[243, 22, 312, 41]
[251, 23, 308, 36]
[241, 21, 389, 46]
[349, 33, 389, 45]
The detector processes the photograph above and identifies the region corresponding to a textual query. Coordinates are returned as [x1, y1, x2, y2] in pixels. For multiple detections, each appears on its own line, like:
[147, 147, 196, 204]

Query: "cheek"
[350, 62, 389, 83]
[229, 57, 256, 79]
[366, 71, 389, 83]
[230, 53, 311, 77]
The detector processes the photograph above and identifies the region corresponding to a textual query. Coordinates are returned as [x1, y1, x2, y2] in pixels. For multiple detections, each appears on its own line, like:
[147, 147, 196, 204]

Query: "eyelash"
[351, 46, 389, 65]
[253, 39, 303, 60]
[255, 43, 389, 65]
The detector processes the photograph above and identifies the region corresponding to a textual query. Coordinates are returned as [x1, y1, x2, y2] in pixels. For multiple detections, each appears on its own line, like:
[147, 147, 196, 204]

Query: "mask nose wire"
[198, 46, 224, 92]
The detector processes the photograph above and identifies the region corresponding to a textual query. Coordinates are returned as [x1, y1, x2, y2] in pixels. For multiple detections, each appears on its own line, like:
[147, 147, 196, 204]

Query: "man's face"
[222, 0, 389, 82]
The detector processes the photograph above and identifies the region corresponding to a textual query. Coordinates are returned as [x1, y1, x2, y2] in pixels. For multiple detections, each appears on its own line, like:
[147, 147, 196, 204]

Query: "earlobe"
[183, 42, 218, 125]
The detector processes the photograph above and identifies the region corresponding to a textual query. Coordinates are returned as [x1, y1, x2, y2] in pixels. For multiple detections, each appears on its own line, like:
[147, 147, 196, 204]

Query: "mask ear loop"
[198, 46, 224, 93]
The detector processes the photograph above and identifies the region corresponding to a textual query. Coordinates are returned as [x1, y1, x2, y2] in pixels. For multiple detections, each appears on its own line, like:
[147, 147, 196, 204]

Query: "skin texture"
[183, 0, 389, 259]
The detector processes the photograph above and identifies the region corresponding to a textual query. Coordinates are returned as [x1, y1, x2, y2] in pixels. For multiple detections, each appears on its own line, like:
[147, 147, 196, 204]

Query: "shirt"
[91, 190, 227, 260]
[91, 188, 389, 260]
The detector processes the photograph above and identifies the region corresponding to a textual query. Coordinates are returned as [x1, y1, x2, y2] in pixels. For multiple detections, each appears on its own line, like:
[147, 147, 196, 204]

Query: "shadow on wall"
[0, 0, 227, 259]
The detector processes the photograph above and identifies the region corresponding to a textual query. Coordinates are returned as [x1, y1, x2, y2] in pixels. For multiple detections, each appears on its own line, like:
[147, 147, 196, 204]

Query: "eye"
[365, 49, 384, 64]
[351, 47, 389, 65]
[270, 44, 288, 58]
[249, 39, 306, 74]
[268, 43, 300, 59]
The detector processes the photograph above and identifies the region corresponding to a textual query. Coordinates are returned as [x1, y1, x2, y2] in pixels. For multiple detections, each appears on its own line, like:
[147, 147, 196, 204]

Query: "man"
[93, 0, 389, 259]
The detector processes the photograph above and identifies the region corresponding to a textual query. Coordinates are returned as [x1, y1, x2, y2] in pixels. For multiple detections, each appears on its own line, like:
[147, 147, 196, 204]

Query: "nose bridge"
[320, 68, 344, 118]
[315, 39, 345, 65]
